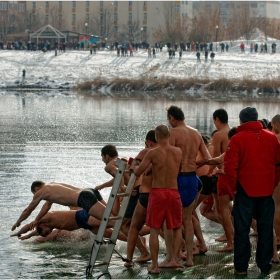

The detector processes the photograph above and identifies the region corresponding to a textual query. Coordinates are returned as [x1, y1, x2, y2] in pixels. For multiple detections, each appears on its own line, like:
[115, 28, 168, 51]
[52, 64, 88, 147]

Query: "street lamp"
[215, 25, 219, 51]
[29, 6, 42, 31]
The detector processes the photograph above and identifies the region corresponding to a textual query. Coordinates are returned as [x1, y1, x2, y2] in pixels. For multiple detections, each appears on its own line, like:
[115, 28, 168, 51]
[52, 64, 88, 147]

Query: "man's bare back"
[169, 125, 207, 172]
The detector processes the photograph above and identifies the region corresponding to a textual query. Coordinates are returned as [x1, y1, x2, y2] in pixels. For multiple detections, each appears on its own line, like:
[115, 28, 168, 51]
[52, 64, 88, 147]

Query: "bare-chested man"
[97, 144, 150, 262]
[211, 108, 234, 252]
[166, 105, 209, 267]
[11, 182, 114, 232]
[125, 129, 158, 266]
[271, 115, 280, 246]
[130, 124, 184, 274]
[11, 208, 127, 242]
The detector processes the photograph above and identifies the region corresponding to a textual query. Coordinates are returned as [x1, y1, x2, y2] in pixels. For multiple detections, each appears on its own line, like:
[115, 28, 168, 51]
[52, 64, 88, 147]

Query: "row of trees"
[152, 2, 280, 45]
[1, 2, 280, 45]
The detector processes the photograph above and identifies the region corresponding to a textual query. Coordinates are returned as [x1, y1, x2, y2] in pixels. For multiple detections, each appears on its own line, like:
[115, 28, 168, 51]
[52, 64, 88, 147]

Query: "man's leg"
[192, 212, 208, 254]
[147, 228, 160, 274]
[182, 200, 196, 266]
[88, 201, 115, 228]
[125, 202, 151, 266]
[255, 196, 274, 272]
[217, 194, 234, 252]
[233, 188, 253, 273]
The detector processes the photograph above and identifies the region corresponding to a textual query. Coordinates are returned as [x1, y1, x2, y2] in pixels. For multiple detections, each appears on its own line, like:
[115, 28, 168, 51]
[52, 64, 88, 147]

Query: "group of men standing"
[10, 105, 280, 276]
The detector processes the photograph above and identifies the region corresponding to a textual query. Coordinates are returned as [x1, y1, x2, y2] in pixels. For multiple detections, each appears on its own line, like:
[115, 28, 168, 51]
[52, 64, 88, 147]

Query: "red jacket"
[224, 121, 280, 197]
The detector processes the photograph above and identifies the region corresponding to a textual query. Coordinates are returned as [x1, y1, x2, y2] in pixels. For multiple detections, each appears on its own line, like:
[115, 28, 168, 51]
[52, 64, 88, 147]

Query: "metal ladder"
[86, 158, 137, 276]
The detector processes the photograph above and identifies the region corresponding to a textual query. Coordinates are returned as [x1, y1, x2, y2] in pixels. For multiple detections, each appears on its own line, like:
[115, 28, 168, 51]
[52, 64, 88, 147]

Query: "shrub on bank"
[75, 76, 280, 95]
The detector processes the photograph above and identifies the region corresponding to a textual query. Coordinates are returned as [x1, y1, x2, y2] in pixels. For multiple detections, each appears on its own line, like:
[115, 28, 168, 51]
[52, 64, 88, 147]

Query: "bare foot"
[183, 260, 194, 267]
[158, 258, 171, 268]
[147, 265, 159, 274]
[159, 260, 184, 268]
[180, 250, 187, 260]
[217, 244, 234, 252]
[193, 246, 200, 255]
[249, 231, 258, 236]
[134, 254, 151, 263]
[124, 261, 133, 267]
[215, 234, 227, 242]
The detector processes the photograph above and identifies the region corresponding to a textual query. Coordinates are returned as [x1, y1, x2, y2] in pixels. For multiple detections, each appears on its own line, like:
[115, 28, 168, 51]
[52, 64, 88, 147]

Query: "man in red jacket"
[224, 107, 280, 275]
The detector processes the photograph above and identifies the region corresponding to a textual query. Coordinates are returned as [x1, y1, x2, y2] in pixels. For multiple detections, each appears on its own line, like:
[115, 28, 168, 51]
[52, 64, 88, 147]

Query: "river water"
[0, 91, 279, 278]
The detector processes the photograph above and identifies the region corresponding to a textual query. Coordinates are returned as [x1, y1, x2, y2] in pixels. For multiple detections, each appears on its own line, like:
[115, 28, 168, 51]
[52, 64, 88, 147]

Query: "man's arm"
[131, 151, 153, 177]
[95, 178, 114, 190]
[168, 130, 176, 146]
[19, 230, 39, 240]
[11, 194, 43, 231]
[196, 137, 210, 167]
[29, 201, 53, 230]
[11, 223, 32, 237]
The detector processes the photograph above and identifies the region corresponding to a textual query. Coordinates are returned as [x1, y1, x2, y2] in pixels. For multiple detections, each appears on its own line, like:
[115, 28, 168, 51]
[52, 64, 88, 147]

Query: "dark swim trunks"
[200, 175, 214, 195]
[92, 189, 103, 201]
[177, 172, 198, 207]
[77, 188, 98, 212]
[75, 209, 93, 230]
[139, 193, 149, 209]
[124, 185, 140, 218]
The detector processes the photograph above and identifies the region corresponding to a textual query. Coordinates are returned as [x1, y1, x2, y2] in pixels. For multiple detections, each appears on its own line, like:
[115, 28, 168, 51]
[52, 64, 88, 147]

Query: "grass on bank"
[74, 76, 280, 94]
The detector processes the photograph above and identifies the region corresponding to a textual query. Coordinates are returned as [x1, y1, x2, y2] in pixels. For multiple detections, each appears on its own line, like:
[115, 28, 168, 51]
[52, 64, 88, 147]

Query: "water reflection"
[0, 92, 280, 278]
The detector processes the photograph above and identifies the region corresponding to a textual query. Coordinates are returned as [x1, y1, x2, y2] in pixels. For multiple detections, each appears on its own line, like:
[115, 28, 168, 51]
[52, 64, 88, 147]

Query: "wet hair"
[267, 121, 273, 131]
[228, 127, 237, 140]
[31, 180, 45, 192]
[145, 129, 157, 143]
[155, 124, 169, 139]
[213, 108, 228, 124]
[258, 119, 267, 129]
[36, 224, 43, 236]
[211, 129, 219, 138]
[272, 114, 280, 125]
[101, 144, 118, 158]
[202, 135, 210, 145]
[166, 105, 185, 121]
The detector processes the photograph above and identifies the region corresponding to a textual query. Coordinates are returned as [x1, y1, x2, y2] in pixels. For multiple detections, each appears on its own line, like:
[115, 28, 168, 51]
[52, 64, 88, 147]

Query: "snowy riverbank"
[1, 33, 280, 99]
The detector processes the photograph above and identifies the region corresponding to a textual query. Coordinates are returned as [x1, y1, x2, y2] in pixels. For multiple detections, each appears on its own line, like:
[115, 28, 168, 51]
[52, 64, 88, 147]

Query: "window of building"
[86, 1, 90, 8]
[129, 13, 132, 20]
[19, 3, 25, 11]
[100, 1, 103, 7]
[32, 2, 36, 9]
[100, 13, 103, 21]
[72, 1, 76, 8]
[260, 4, 265, 8]
[59, 14, 62, 21]
[72, 14, 76, 21]
[86, 13, 89, 21]
[143, 13, 147, 20]
[72, 26, 76, 31]
[46, 1, 49, 9]
[59, 1, 62, 8]
[251, 3, 257, 8]
[175, 4, 180, 13]
[143, 26, 147, 33]
[100, 26, 104, 35]
[129, 26, 132, 34]
[1, 2, 7, 10]
[114, 1, 118, 7]
[114, 13, 118, 20]
[143, 1, 147, 7]
[129, 1, 132, 7]
[114, 26, 118, 33]
[45, 14, 49, 22]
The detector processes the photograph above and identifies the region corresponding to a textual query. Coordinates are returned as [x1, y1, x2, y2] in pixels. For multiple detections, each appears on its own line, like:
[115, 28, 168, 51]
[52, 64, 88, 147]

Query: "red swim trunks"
[202, 194, 214, 206]
[146, 188, 182, 230]
[217, 175, 234, 201]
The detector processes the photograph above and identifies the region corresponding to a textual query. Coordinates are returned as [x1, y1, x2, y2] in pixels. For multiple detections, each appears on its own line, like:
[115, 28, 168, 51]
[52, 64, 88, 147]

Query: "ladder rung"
[116, 192, 129, 197]
[123, 170, 131, 174]
[93, 261, 108, 267]
[108, 216, 122, 220]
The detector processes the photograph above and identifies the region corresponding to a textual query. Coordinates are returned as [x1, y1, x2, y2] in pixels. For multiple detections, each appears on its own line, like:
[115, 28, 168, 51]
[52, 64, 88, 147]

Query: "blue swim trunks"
[75, 209, 93, 230]
[177, 172, 198, 207]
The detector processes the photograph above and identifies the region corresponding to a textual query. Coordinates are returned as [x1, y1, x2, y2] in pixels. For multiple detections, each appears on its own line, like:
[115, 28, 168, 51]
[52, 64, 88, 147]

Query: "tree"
[118, 20, 142, 43]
